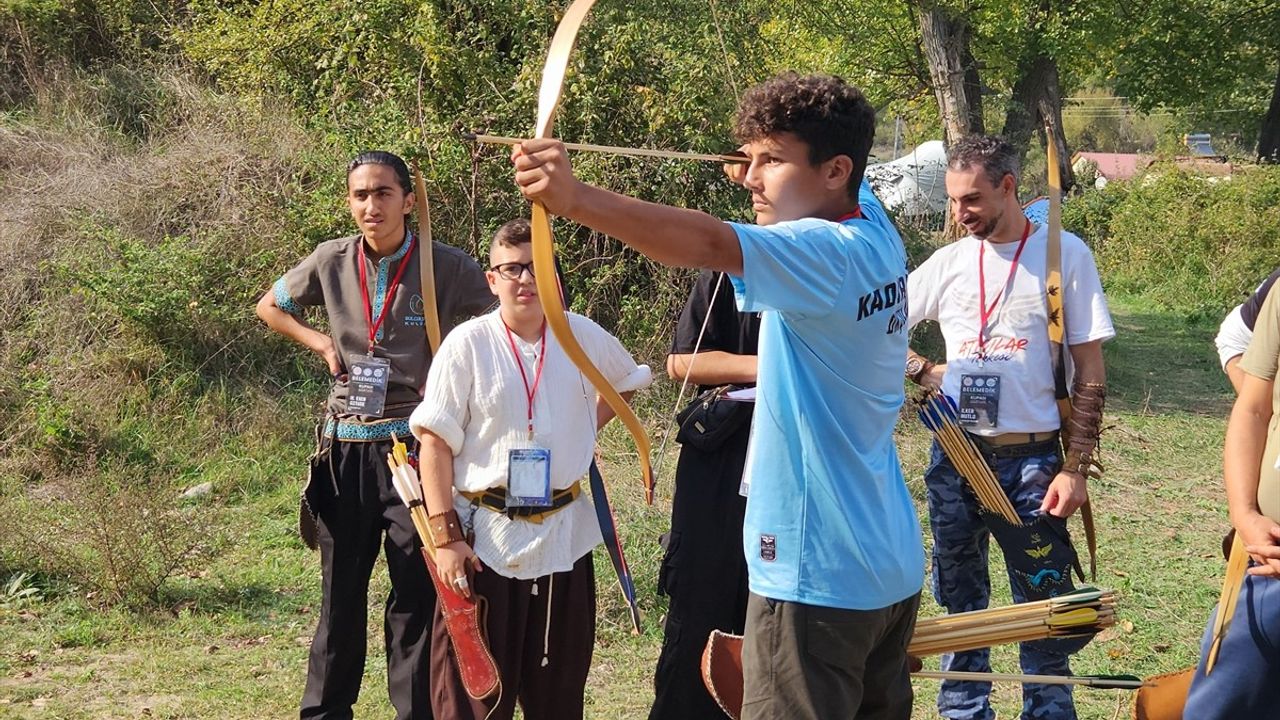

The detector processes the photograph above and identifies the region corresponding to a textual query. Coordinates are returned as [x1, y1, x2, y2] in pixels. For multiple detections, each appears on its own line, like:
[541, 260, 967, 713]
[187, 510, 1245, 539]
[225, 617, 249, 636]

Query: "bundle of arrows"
[385, 434, 434, 555]
[915, 390, 1021, 523]
[908, 587, 1116, 657]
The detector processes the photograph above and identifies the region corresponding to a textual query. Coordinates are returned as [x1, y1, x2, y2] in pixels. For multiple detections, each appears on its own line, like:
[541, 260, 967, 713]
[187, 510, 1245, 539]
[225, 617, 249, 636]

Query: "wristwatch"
[905, 355, 926, 382]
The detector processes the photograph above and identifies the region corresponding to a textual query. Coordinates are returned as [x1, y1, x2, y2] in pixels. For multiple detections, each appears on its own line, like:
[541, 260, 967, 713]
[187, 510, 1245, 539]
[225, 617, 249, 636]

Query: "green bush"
[0, 69, 330, 605]
[0, 0, 185, 104]
[1065, 164, 1280, 316]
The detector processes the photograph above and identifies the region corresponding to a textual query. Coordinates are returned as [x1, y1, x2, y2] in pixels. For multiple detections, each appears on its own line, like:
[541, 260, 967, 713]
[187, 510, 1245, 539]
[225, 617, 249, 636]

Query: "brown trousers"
[740, 591, 921, 720]
[430, 552, 595, 720]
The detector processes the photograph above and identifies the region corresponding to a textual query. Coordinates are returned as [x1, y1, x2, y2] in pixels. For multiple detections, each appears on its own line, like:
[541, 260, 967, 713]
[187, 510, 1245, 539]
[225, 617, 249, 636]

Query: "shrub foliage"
[1065, 165, 1280, 315]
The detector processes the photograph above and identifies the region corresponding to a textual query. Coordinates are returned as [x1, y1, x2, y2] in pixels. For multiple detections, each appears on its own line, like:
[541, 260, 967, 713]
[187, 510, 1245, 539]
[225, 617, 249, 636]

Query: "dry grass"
[0, 67, 342, 604]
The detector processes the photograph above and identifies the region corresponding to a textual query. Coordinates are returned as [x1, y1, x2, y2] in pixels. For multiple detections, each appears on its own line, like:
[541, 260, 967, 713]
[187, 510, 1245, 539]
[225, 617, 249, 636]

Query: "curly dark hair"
[946, 135, 1021, 188]
[733, 72, 876, 198]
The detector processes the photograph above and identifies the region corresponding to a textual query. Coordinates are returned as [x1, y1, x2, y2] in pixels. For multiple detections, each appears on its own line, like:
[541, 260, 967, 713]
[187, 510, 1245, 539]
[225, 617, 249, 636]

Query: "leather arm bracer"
[427, 509, 466, 548]
[1063, 381, 1105, 478]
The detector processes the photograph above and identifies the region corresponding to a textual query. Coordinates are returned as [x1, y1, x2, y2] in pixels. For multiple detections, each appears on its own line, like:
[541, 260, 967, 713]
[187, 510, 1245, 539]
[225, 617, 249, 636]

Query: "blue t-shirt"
[729, 180, 924, 610]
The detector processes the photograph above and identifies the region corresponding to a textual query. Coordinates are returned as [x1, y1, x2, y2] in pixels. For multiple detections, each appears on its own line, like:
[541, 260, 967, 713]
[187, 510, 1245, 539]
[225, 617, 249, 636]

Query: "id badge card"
[347, 355, 391, 417]
[957, 374, 1001, 430]
[507, 447, 552, 508]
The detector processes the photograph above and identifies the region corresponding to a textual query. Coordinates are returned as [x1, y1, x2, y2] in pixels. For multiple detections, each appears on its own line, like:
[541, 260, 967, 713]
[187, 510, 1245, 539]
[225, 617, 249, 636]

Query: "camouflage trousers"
[924, 442, 1077, 720]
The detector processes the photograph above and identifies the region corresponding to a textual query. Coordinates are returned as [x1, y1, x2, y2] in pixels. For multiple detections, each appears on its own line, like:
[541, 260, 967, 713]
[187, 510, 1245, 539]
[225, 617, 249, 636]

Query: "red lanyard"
[357, 235, 416, 353]
[835, 205, 863, 223]
[503, 319, 548, 440]
[976, 219, 1032, 358]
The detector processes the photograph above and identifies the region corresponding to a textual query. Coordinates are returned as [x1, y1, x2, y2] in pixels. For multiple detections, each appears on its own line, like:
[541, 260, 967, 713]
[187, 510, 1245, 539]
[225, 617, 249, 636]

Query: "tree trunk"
[918, 3, 984, 144]
[1002, 53, 1076, 192]
[1259, 58, 1280, 163]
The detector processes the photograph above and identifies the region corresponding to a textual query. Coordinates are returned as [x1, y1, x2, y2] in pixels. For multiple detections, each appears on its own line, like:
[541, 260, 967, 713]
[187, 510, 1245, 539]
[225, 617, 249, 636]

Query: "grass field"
[0, 294, 1237, 719]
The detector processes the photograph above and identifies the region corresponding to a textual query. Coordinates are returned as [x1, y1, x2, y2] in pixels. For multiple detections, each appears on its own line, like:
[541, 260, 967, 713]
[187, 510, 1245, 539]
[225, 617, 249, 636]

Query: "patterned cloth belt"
[459, 481, 581, 523]
[966, 430, 1061, 459]
[323, 416, 411, 442]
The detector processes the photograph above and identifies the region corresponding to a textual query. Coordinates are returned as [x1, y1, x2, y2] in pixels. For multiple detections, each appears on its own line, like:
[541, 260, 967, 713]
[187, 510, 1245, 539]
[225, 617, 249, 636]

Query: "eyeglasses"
[490, 261, 536, 281]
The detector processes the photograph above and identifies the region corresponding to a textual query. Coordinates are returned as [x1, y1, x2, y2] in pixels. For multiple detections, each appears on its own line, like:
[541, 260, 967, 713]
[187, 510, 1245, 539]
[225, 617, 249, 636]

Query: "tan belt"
[459, 481, 581, 524]
[977, 431, 1060, 447]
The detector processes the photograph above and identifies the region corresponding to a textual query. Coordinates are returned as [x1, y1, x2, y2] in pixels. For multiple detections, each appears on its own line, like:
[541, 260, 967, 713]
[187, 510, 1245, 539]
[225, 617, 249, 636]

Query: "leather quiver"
[1132, 668, 1193, 720]
[701, 630, 745, 720]
[421, 548, 501, 700]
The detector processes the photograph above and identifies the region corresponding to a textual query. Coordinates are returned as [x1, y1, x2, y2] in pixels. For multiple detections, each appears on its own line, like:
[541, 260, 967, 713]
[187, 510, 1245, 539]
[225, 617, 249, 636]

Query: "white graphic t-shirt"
[907, 224, 1115, 435]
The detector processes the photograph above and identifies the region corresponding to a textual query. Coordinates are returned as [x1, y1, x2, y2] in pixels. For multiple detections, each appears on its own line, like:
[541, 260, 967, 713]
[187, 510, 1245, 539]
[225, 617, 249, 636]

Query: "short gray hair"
[947, 135, 1020, 187]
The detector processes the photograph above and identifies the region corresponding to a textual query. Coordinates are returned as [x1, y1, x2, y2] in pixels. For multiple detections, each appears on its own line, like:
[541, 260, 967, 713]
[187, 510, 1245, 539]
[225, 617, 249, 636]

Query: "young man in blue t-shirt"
[511, 72, 925, 720]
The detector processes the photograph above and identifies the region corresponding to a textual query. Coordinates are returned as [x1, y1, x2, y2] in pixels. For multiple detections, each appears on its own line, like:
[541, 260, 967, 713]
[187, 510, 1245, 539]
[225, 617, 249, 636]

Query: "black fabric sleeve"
[1241, 266, 1280, 331]
[672, 271, 731, 355]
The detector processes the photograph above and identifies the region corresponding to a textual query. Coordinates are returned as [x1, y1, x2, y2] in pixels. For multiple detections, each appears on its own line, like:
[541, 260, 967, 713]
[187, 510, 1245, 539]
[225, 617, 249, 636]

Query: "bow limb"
[1044, 122, 1099, 578]
[411, 163, 443, 354]
[529, 0, 655, 503]
[1206, 530, 1249, 674]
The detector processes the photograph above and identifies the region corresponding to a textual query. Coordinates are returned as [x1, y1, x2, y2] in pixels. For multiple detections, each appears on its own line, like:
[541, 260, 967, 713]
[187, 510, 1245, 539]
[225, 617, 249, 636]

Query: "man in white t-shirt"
[906, 135, 1115, 720]
[410, 219, 651, 720]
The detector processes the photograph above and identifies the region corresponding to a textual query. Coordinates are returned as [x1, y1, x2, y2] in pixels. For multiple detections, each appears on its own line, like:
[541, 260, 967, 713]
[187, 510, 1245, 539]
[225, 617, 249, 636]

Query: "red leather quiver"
[421, 548, 501, 700]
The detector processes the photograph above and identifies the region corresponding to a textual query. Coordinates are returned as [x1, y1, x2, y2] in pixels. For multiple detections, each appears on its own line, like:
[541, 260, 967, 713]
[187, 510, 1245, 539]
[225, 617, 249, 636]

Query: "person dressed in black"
[649, 270, 760, 720]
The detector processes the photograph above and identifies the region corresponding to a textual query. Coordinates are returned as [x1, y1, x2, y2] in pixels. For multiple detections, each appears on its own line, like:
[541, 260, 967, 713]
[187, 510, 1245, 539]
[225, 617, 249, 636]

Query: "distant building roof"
[1071, 152, 1152, 181]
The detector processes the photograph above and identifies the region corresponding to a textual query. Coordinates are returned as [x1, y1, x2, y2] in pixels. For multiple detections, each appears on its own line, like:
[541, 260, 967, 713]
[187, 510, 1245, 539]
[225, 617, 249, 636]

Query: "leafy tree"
[180, 0, 763, 355]
[1103, 0, 1280, 161]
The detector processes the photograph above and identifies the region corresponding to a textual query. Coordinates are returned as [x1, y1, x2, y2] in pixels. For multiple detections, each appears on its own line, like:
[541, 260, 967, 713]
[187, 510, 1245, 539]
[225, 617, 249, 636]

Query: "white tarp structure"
[865, 140, 948, 217]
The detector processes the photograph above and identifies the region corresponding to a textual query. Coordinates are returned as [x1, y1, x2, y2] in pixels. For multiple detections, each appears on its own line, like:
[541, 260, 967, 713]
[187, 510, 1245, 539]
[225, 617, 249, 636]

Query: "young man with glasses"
[410, 219, 651, 720]
[256, 151, 493, 720]
[512, 72, 924, 720]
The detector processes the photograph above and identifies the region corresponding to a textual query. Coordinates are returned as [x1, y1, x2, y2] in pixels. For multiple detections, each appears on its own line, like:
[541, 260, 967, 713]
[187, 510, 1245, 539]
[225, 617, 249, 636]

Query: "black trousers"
[430, 552, 596, 720]
[649, 428, 752, 720]
[300, 438, 437, 720]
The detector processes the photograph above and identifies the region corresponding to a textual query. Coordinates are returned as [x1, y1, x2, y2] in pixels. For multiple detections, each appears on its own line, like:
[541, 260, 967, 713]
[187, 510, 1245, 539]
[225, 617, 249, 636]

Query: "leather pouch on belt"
[298, 423, 333, 551]
[299, 462, 322, 551]
[421, 548, 501, 700]
[701, 629, 745, 720]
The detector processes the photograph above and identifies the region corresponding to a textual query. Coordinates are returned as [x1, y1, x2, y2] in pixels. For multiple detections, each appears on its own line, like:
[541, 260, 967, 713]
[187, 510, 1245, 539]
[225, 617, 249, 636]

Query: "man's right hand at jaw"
[437, 541, 483, 599]
[511, 139, 585, 218]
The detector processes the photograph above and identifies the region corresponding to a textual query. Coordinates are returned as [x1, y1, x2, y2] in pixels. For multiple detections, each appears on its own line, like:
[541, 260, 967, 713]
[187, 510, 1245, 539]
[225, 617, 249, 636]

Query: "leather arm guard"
[1063, 381, 1106, 479]
[427, 509, 465, 548]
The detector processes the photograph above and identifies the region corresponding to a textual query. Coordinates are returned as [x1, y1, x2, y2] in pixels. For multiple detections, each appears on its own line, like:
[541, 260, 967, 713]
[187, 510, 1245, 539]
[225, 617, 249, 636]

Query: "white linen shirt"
[410, 310, 651, 579]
